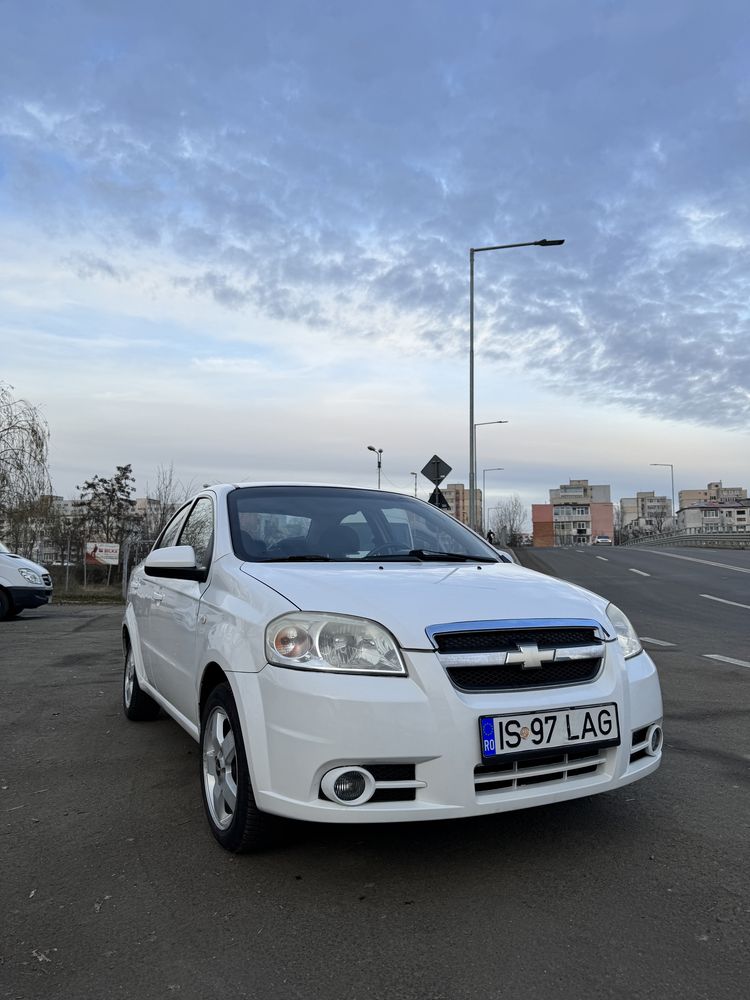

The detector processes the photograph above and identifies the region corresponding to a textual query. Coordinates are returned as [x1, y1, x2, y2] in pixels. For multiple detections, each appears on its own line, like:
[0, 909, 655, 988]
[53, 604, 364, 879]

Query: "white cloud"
[0, 0, 748, 509]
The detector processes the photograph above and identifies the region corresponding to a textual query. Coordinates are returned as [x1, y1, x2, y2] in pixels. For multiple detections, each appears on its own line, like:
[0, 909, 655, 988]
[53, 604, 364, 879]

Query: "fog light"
[646, 724, 663, 756]
[321, 766, 376, 806]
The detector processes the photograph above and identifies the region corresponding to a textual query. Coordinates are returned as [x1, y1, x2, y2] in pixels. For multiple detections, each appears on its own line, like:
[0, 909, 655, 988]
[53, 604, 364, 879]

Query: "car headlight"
[606, 603, 642, 659]
[265, 613, 407, 675]
[18, 568, 42, 585]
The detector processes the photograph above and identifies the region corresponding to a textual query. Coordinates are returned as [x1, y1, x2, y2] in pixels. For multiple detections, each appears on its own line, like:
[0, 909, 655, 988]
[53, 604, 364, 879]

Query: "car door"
[148, 496, 215, 725]
[135, 503, 192, 684]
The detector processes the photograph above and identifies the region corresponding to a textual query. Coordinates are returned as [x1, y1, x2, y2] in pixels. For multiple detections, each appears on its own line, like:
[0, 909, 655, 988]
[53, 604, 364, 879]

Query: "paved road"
[2, 588, 748, 1000]
[519, 545, 750, 665]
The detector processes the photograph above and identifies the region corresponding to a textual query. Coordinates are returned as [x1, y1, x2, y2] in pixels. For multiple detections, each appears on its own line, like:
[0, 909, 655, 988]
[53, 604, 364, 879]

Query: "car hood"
[240, 561, 611, 649]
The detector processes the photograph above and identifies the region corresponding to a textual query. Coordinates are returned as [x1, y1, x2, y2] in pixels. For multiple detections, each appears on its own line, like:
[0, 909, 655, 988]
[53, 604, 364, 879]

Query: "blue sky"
[1, 0, 748, 513]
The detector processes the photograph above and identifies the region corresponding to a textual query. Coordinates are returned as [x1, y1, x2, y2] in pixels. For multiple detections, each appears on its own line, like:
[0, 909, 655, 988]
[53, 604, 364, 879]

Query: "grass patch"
[54, 585, 124, 605]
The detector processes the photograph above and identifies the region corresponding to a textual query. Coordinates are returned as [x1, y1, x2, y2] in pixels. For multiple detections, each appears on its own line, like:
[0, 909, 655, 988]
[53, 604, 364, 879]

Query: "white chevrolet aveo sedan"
[123, 484, 663, 852]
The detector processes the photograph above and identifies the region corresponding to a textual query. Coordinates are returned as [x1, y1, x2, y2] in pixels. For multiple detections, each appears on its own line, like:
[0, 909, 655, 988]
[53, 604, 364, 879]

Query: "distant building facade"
[532, 479, 614, 547]
[678, 481, 747, 510]
[442, 483, 482, 528]
[620, 491, 673, 533]
[677, 499, 750, 532]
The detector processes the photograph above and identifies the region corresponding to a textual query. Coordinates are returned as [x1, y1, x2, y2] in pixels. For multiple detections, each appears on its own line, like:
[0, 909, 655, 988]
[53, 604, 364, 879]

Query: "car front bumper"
[228, 646, 663, 824]
[8, 586, 53, 610]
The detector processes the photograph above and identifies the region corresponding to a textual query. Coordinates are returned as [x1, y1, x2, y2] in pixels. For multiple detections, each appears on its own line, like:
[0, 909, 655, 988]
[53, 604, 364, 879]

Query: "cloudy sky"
[1, 0, 748, 515]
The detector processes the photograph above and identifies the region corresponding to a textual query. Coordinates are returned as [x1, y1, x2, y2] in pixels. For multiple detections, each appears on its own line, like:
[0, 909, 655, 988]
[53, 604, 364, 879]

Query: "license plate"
[479, 703, 620, 759]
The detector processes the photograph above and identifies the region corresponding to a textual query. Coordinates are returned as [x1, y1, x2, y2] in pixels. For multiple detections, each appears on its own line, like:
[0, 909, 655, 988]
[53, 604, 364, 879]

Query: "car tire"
[200, 682, 276, 853]
[0, 589, 12, 621]
[123, 646, 161, 721]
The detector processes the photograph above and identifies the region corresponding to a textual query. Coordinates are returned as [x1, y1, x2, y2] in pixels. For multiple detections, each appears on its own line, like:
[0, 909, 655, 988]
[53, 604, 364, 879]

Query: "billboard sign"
[85, 542, 120, 566]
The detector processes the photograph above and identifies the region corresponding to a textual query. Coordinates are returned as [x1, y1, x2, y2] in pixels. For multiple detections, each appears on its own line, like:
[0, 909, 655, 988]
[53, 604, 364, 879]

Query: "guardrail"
[620, 528, 750, 549]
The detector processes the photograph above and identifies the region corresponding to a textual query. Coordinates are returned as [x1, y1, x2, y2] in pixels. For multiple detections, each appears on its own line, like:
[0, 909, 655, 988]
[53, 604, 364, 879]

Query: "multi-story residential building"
[532, 479, 614, 547]
[620, 491, 673, 533]
[548, 479, 611, 504]
[442, 483, 482, 528]
[678, 481, 747, 510]
[677, 499, 750, 532]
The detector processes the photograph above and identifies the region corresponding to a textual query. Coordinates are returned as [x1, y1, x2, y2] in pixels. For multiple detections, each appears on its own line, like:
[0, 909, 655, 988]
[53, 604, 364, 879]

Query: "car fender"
[122, 605, 149, 688]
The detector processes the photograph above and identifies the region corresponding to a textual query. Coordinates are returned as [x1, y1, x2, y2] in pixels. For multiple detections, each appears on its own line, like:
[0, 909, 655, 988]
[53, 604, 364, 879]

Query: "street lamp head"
[536, 239, 565, 246]
[367, 445, 382, 454]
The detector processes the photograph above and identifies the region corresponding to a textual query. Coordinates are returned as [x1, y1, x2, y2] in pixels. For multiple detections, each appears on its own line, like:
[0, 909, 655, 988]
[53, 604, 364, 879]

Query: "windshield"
[0, 541, 10, 554]
[227, 486, 501, 563]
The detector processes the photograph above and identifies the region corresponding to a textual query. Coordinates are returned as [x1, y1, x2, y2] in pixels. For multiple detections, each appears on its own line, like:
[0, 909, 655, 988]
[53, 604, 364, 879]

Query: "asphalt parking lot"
[2, 602, 748, 1000]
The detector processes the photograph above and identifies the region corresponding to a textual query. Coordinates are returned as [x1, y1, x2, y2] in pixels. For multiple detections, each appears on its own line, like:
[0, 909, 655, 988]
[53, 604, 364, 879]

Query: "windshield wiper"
[360, 549, 497, 563]
[260, 554, 331, 562]
[407, 549, 498, 562]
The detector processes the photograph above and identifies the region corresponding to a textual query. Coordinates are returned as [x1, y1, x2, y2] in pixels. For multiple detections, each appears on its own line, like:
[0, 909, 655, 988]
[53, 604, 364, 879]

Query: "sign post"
[421, 455, 452, 510]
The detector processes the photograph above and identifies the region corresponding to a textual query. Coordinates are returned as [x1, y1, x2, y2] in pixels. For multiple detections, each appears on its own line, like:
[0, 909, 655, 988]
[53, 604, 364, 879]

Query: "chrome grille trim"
[426, 617, 615, 646]
[427, 618, 608, 692]
[439, 643, 604, 669]
[474, 749, 607, 793]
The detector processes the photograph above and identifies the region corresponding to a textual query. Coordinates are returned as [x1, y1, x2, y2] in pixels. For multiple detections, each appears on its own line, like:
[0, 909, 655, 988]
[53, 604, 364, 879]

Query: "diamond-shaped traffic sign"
[421, 455, 452, 486]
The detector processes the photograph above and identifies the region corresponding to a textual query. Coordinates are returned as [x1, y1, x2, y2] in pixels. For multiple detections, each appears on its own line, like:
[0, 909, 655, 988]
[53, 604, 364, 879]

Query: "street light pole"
[650, 463, 675, 526]
[410, 472, 417, 497]
[468, 238, 564, 530]
[482, 467, 504, 534]
[472, 423, 507, 525]
[367, 445, 383, 489]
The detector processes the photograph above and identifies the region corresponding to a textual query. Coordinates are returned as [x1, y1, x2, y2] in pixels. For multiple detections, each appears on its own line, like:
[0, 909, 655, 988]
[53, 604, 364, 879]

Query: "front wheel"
[0, 589, 13, 621]
[200, 683, 276, 852]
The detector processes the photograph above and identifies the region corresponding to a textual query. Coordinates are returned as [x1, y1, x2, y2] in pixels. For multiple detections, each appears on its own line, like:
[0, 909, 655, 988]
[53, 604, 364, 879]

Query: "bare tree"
[140, 462, 190, 542]
[0, 383, 51, 534]
[489, 494, 528, 547]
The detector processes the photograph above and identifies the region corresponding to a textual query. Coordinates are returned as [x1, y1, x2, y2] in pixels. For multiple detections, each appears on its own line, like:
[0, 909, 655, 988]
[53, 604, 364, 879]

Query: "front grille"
[434, 626, 598, 653]
[474, 746, 606, 793]
[430, 622, 605, 692]
[448, 657, 601, 691]
[42, 574, 52, 586]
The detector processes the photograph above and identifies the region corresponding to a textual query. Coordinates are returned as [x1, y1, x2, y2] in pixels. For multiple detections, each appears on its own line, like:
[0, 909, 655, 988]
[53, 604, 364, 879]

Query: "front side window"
[178, 498, 214, 571]
[154, 504, 192, 551]
[227, 486, 499, 563]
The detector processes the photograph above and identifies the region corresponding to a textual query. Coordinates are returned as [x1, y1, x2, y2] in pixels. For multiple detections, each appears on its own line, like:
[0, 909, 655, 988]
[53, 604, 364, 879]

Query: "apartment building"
[678, 481, 747, 509]
[441, 483, 482, 528]
[620, 491, 673, 532]
[677, 499, 750, 532]
[532, 479, 614, 546]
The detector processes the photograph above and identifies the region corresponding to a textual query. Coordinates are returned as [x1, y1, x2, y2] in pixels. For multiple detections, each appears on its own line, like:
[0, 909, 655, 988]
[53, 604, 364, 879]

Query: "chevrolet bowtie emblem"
[505, 641, 554, 670]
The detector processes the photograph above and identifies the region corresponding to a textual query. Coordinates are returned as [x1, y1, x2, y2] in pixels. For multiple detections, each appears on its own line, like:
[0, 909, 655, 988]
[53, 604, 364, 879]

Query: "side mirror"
[144, 545, 206, 582]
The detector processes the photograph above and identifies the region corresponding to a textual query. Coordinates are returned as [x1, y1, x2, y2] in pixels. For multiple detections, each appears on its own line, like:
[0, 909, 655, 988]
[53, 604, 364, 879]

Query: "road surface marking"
[703, 654, 750, 669]
[700, 593, 750, 611]
[596, 556, 609, 562]
[641, 550, 750, 575]
[640, 637, 676, 647]
[629, 568, 651, 577]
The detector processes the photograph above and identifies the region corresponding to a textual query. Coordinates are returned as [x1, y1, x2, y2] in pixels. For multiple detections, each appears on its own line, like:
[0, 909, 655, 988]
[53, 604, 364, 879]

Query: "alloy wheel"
[202, 706, 238, 830]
